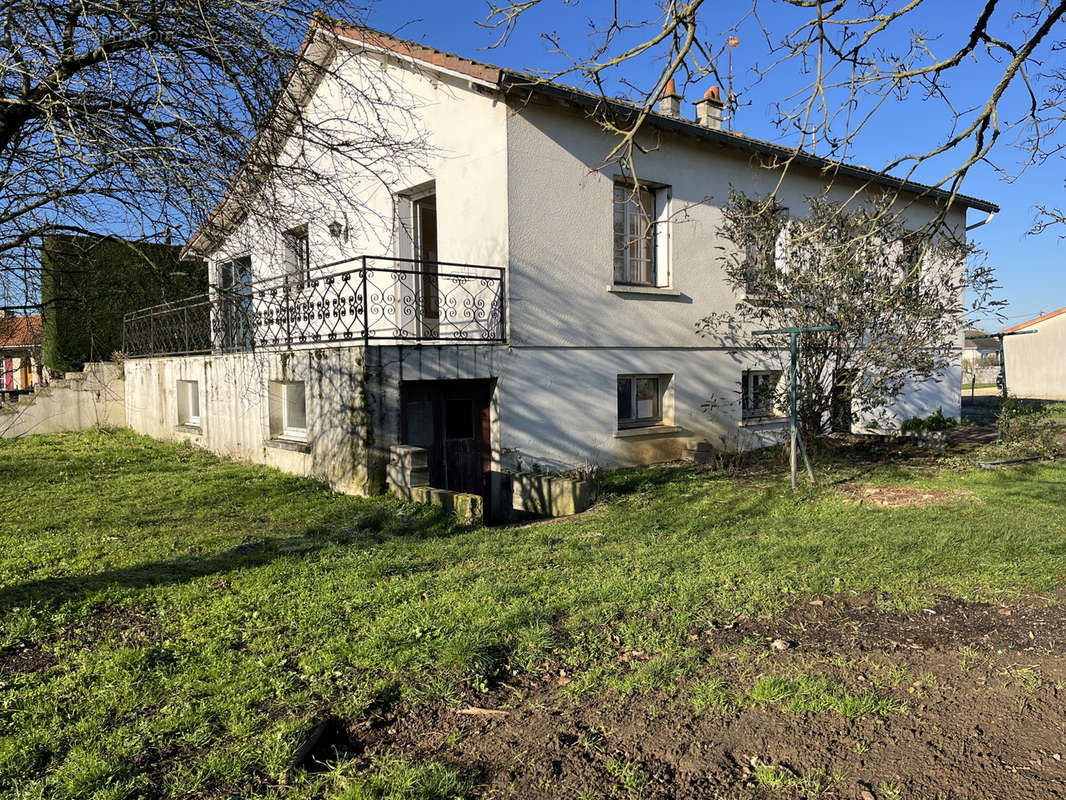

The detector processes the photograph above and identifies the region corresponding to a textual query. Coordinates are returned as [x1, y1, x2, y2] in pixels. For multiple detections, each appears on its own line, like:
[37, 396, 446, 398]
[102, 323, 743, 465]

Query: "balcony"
[122, 256, 506, 358]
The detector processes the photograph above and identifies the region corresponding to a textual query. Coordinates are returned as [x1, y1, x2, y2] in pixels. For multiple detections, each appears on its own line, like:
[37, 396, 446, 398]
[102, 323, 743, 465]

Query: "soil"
[0, 645, 57, 675]
[0, 602, 158, 676]
[836, 485, 979, 508]
[318, 593, 1066, 799]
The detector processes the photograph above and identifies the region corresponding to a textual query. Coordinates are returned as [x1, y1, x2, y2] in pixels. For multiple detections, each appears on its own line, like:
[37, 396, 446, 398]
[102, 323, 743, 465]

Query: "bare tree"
[0, 2, 427, 307]
[697, 190, 1002, 436]
[484, 1, 1065, 228]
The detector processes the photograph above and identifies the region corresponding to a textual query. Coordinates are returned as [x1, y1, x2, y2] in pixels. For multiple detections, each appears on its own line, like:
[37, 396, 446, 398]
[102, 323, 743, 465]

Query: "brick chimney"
[694, 86, 724, 130]
[658, 77, 681, 118]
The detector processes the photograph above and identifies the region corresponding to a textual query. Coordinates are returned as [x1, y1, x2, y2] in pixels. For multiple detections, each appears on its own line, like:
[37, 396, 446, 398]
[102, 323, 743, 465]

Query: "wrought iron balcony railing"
[122, 256, 506, 358]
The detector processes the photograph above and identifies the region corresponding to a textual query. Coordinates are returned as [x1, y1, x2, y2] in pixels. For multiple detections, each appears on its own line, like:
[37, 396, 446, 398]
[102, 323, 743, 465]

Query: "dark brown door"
[401, 379, 493, 497]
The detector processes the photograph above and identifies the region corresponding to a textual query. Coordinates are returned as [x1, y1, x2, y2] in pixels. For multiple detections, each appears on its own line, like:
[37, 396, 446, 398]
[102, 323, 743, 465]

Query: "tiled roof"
[184, 18, 999, 256]
[0, 315, 41, 349]
[324, 21, 998, 215]
[1003, 307, 1066, 333]
[323, 18, 503, 84]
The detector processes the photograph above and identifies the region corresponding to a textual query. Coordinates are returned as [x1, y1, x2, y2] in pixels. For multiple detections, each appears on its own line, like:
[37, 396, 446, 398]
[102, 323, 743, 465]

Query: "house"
[1001, 307, 1066, 400]
[119, 18, 997, 515]
[0, 313, 42, 395]
[962, 328, 1000, 384]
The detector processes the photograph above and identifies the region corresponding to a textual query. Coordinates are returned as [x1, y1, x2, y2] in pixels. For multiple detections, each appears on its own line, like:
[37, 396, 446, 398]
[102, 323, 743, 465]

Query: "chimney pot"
[658, 77, 682, 118]
[695, 85, 724, 130]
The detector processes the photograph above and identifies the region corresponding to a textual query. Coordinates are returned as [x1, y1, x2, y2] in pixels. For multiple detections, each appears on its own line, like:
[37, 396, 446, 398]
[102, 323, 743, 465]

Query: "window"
[742, 214, 790, 300]
[282, 224, 310, 288]
[218, 254, 253, 349]
[177, 380, 200, 428]
[270, 380, 307, 441]
[742, 370, 782, 420]
[613, 181, 669, 286]
[898, 232, 925, 297]
[617, 374, 665, 428]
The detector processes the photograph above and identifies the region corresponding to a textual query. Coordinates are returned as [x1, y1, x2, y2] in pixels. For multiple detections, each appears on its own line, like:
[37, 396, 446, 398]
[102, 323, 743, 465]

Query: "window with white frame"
[270, 380, 307, 441]
[742, 213, 790, 299]
[613, 181, 670, 287]
[617, 374, 668, 428]
[176, 380, 200, 428]
[282, 224, 310, 288]
[741, 370, 783, 420]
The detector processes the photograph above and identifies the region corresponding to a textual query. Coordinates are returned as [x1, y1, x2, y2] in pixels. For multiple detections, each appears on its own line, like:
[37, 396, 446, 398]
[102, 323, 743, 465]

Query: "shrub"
[900, 407, 957, 434]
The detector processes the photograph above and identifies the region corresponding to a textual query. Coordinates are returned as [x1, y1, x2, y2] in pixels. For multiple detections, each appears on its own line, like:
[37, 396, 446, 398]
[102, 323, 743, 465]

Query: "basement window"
[618, 374, 667, 428]
[176, 380, 200, 429]
[741, 370, 783, 421]
[269, 380, 308, 442]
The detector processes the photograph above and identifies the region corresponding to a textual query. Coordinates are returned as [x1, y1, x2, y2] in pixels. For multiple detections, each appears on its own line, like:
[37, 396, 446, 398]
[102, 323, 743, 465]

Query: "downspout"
[965, 210, 996, 232]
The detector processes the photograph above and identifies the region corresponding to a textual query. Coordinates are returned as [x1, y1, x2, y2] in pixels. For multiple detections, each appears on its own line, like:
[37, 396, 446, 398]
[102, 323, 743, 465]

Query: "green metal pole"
[998, 334, 1007, 400]
[790, 331, 798, 490]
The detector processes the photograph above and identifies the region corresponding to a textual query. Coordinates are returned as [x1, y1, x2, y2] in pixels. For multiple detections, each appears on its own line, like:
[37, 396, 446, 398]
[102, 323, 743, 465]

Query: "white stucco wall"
[1003, 312, 1066, 400]
[502, 99, 968, 450]
[208, 43, 509, 290]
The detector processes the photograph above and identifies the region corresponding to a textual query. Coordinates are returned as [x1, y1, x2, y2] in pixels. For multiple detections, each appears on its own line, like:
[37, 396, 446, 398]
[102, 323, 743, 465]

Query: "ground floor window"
[177, 380, 200, 427]
[617, 374, 668, 428]
[741, 370, 782, 420]
[269, 380, 307, 441]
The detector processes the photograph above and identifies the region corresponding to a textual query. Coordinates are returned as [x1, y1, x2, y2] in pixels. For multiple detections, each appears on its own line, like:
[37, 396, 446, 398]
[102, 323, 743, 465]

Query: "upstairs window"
[898, 231, 926, 297]
[742, 213, 790, 300]
[741, 370, 782, 420]
[282, 224, 310, 288]
[613, 182, 670, 287]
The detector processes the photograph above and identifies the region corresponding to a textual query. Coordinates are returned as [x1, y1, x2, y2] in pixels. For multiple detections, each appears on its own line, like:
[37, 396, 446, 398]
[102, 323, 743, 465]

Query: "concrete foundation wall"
[0, 362, 124, 438]
[124, 342, 960, 500]
[124, 348, 385, 494]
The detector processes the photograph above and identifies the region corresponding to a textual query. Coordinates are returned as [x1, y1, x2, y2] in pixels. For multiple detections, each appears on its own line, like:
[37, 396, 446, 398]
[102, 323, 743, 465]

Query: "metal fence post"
[361, 256, 369, 348]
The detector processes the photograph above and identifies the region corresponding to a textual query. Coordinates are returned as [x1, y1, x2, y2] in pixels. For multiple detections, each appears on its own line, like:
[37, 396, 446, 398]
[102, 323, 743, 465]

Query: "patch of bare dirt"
[54, 602, 159, 646]
[0, 645, 57, 675]
[837, 485, 980, 508]
[0, 602, 158, 677]
[320, 594, 1066, 799]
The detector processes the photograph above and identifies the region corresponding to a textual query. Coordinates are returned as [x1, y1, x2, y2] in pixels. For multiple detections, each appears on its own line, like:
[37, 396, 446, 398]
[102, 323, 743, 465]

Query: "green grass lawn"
[2, 430, 1066, 799]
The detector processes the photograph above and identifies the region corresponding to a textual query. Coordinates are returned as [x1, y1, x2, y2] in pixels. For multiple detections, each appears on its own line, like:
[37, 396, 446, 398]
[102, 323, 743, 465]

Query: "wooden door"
[401, 379, 492, 498]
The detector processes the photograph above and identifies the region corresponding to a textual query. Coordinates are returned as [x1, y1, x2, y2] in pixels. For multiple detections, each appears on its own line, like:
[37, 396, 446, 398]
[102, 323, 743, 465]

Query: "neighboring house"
[40, 233, 207, 372]
[1001, 307, 1066, 400]
[0, 313, 42, 393]
[962, 328, 1000, 383]
[120, 18, 997, 511]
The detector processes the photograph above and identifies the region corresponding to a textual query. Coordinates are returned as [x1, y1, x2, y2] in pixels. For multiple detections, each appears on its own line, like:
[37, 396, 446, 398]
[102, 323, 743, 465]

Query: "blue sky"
[365, 0, 1066, 332]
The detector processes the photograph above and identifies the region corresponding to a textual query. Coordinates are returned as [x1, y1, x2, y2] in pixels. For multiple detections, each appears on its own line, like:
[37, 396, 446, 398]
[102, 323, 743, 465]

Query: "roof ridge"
[1002, 306, 1066, 333]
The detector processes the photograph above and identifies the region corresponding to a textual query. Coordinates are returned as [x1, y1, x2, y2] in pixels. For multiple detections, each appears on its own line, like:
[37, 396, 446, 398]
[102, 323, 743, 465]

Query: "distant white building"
[1002, 307, 1066, 400]
[121, 19, 997, 514]
[962, 328, 1000, 383]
